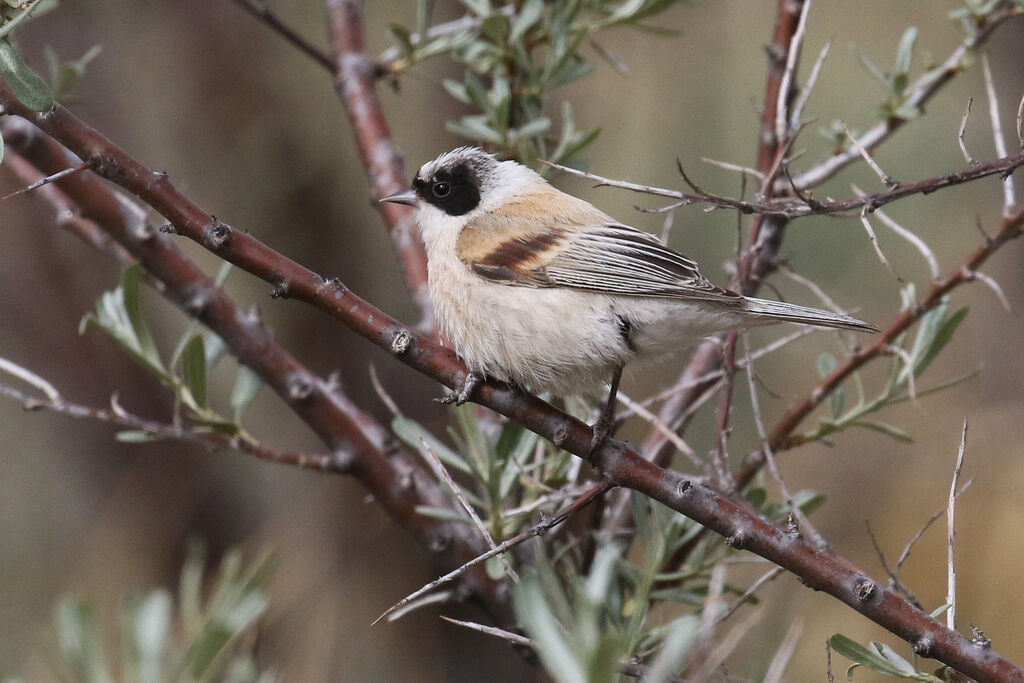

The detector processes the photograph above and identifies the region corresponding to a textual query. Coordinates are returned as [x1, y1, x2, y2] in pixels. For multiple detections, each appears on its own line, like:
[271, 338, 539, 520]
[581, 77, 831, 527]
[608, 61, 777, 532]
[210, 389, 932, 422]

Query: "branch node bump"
[854, 575, 877, 602]
[184, 291, 210, 317]
[286, 373, 316, 402]
[87, 153, 123, 182]
[271, 280, 291, 299]
[148, 169, 170, 189]
[970, 625, 992, 649]
[132, 221, 156, 242]
[328, 449, 355, 474]
[324, 276, 348, 293]
[203, 217, 232, 249]
[390, 329, 412, 355]
[428, 529, 453, 553]
[913, 635, 934, 657]
[786, 513, 801, 538]
[244, 304, 262, 326]
[725, 530, 747, 549]
[325, 370, 343, 395]
[675, 479, 692, 497]
[552, 424, 569, 447]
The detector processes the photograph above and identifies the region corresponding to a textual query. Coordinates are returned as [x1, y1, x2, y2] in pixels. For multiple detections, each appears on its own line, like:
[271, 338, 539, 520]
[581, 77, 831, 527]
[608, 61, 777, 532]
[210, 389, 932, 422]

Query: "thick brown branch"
[5, 98, 1023, 681]
[324, 0, 433, 329]
[0, 112, 508, 623]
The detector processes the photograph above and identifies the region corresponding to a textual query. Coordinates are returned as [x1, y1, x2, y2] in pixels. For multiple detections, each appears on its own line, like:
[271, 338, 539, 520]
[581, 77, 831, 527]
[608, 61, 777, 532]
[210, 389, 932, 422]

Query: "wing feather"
[458, 203, 740, 303]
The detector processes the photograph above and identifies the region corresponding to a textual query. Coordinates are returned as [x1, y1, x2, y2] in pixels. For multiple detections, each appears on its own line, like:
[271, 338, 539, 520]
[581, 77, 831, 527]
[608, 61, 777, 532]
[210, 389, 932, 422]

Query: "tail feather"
[741, 296, 878, 333]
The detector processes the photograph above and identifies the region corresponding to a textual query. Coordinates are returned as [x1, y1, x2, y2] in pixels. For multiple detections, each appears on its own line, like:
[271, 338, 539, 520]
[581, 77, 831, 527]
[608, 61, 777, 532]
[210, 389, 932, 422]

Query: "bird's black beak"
[379, 189, 418, 206]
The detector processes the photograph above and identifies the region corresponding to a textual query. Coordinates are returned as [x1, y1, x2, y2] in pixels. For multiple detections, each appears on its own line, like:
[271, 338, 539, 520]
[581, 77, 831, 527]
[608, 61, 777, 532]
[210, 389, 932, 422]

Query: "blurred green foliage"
[41, 544, 276, 683]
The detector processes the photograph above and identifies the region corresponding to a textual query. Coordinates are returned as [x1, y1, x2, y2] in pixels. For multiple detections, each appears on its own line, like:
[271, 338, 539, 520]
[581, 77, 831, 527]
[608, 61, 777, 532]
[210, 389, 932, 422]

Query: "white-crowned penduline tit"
[382, 147, 877, 451]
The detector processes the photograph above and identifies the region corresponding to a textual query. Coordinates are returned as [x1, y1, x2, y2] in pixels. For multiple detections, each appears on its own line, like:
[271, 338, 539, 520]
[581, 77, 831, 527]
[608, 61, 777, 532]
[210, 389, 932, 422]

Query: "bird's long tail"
[741, 296, 878, 333]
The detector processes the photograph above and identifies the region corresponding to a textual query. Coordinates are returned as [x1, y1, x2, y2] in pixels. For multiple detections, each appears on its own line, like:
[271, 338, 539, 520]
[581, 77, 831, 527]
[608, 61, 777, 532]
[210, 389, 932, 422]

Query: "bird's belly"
[430, 269, 630, 394]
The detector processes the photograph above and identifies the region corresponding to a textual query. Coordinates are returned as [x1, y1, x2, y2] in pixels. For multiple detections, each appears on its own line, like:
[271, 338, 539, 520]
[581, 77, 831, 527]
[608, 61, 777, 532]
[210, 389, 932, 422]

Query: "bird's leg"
[437, 371, 483, 406]
[590, 365, 624, 454]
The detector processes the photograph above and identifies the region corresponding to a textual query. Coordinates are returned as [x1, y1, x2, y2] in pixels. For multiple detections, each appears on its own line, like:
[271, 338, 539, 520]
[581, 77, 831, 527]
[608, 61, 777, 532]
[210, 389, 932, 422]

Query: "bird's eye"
[432, 181, 451, 198]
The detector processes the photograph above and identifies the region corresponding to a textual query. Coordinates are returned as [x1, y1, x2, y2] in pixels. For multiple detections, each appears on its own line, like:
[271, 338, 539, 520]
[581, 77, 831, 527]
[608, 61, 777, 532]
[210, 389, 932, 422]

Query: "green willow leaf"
[0, 39, 54, 111]
[182, 335, 207, 408]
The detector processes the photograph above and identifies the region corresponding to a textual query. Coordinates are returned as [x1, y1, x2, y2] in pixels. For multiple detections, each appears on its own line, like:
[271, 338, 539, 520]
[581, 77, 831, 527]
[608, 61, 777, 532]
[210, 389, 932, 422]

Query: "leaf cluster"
[387, 0, 686, 167]
[79, 263, 263, 444]
[802, 287, 972, 446]
[830, 632, 960, 682]
[42, 544, 277, 683]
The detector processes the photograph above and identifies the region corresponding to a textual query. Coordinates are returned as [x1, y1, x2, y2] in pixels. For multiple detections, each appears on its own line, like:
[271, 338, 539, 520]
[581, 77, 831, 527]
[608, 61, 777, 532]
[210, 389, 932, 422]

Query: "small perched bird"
[383, 147, 876, 448]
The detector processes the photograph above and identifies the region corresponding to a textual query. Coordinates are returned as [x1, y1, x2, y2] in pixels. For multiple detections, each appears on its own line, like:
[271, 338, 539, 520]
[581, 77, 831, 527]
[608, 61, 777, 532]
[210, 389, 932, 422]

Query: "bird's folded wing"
[460, 217, 741, 303]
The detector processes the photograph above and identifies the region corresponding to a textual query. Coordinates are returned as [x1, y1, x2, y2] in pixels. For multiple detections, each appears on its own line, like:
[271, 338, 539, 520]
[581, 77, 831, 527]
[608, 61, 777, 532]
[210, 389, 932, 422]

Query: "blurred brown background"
[1, 1, 1022, 680]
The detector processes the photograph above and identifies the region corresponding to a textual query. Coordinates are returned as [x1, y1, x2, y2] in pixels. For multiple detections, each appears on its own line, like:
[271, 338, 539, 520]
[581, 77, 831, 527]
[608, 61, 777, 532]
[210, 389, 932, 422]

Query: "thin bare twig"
[368, 363, 403, 418]
[843, 121, 898, 189]
[963, 267, 1013, 312]
[851, 184, 940, 281]
[742, 335, 824, 548]
[0, 374, 347, 472]
[0, 161, 88, 201]
[858, 207, 899, 279]
[763, 619, 803, 683]
[373, 481, 613, 625]
[440, 616, 533, 647]
[982, 53, 1017, 214]
[616, 390, 699, 464]
[440, 616, 687, 683]
[1016, 90, 1024, 148]
[544, 149, 1024, 220]
[712, 566, 783, 628]
[229, 0, 334, 71]
[792, 5, 1019, 190]
[790, 38, 832, 130]
[420, 440, 519, 582]
[958, 98, 978, 166]
[0, 356, 61, 403]
[699, 156, 763, 180]
[774, 0, 811, 145]
[896, 477, 975, 574]
[947, 420, 968, 630]
[691, 607, 765, 683]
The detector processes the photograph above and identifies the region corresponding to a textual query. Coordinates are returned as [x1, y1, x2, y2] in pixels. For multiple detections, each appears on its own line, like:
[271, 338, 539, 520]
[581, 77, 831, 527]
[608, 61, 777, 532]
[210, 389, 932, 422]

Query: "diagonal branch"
[732, 201, 1024, 488]
[546, 150, 1024, 219]
[4, 95, 1023, 682]
[0, 111, 508, 623]
[790, 3, 1021, 190]
[324, 0, 433, 330]
[228, 0, 334, 71]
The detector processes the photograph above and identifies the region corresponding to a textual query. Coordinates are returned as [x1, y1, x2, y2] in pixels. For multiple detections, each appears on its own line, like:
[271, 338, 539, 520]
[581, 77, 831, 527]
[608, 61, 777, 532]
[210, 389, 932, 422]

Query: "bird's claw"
[437, 372, 482, 407]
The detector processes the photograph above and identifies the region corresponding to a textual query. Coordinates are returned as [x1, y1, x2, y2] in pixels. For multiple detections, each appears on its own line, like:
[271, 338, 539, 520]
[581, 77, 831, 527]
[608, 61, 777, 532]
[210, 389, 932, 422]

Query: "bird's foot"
[436, 372, 482, 406]
[590, 365, 624, 455]
[590, 414, 615, 455]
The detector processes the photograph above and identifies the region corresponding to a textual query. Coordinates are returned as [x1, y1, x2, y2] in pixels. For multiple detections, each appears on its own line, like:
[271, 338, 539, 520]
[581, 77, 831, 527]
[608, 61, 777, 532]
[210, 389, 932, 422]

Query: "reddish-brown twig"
[324, 0, 433, 329]
[0, 111, 508, 623]
[229, 0, 334, 71]
[4, 99, 1022, 680]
